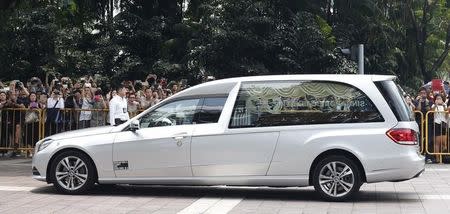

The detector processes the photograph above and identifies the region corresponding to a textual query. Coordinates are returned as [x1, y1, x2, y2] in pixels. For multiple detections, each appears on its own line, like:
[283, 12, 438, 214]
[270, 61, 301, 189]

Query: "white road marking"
[177, 197, 243, 214]
[0, 186, 35, 192]
[177, 197, 221, 214]
[418, 194, 450, 200]
[204, 198, 243, 214]
[429, 168, 450, 171]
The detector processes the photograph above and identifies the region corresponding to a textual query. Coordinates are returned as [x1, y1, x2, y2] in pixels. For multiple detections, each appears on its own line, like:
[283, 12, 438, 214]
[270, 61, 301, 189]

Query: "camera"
[54, 80, 62, 90]
[147, 74, 157, 86]
[159, 78, 167, 88]
[134, 80, 143, 91]
[15, 81, 23, 90]
[30, 77, 40, 85]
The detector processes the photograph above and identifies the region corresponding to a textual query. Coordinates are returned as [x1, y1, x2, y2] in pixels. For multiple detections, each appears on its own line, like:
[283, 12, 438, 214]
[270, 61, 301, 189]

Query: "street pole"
[358, 44, 364, 74]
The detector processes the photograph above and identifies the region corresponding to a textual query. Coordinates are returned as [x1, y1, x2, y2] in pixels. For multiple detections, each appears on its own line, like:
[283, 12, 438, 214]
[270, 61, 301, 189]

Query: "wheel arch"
[46, 148, 99, 184]
[308, 149, 367, 185]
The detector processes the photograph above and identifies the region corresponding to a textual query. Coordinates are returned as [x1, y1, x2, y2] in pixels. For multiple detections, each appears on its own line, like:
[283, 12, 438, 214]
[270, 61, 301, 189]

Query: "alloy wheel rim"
[55, 156, 88, 191]
[318, 161, 354, 197]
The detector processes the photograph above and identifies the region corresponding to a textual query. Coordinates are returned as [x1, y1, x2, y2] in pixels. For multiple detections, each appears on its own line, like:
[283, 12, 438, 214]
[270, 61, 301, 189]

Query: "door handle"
[173, 136, 185, 147]
[173, 132, 188, 136]
[173, 136, 185, 140]
[173, 132, 188, 147]
[173, 132, 188, 139]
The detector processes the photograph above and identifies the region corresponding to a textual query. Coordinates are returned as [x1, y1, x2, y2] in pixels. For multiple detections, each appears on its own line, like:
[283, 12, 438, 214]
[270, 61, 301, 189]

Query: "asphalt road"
[0, 158, 449, 214]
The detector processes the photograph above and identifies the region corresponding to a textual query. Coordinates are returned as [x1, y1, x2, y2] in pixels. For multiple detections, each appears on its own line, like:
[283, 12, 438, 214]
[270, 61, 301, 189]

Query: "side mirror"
[129, 120, 140, 131]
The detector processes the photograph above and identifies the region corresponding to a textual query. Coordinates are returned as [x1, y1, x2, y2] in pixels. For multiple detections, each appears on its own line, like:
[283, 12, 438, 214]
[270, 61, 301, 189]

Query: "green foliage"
[0, 0, 448, 90]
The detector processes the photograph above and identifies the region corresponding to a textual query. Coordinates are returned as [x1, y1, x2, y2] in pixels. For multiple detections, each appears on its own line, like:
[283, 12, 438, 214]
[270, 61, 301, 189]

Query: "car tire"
[50, 150, 96, 194]
[312, 155, 362, 202]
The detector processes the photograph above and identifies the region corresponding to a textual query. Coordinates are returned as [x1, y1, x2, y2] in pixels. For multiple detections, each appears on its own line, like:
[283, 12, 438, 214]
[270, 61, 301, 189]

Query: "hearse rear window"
[229, 81, 384, 128]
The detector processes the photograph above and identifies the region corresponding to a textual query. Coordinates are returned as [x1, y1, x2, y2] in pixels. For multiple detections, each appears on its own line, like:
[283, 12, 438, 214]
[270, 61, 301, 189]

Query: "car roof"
[211, 74, 396, 83]
[172, 74, 396, 99]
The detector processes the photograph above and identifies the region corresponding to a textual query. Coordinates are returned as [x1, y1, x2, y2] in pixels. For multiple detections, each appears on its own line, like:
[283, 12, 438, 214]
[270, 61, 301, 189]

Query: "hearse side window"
[195, 97, 227, 124]
[139, 99, 201, 128]
[229, 81, 384, 128]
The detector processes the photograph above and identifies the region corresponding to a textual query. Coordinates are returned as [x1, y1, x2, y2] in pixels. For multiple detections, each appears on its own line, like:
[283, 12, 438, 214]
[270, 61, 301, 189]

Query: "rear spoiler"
[371, 75, 396, 82]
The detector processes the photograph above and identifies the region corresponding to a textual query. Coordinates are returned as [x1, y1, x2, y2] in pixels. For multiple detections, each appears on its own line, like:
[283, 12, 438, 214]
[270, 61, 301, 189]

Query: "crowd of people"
[1, 75, 450, 162]
[0, 74, 188, 157]
[407, 86, 450, 163]
[0, 74, 184, 114]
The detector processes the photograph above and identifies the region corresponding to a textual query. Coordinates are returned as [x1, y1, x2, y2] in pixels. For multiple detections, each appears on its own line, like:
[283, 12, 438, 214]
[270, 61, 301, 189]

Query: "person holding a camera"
[79, 86, 95, 129]
[29, 77, 46, 94]
[45, 90, 65, 136]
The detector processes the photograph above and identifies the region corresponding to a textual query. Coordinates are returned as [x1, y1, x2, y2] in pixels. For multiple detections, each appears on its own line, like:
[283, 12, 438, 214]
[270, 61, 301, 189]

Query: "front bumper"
[31, 148, 53, 183]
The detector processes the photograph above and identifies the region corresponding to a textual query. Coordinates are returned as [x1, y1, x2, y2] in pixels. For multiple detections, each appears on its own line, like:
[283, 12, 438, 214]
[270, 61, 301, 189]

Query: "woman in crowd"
[25, 92, 43, 148]
[127, 92, 140, 117]
[139, 88, 154, 110]
[38, 93, 47, 109]
[432, 94, 448, 163]
[151, 91, 161, 106]
[79, 87, 94, 129]
[91, 89, 107, 127]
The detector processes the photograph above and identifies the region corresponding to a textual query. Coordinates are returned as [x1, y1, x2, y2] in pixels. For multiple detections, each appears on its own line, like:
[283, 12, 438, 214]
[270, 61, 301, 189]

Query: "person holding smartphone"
[45, 90, 64, 136]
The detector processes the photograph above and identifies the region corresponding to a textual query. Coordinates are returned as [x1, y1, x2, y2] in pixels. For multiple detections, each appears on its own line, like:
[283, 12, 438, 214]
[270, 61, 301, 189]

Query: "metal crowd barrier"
[40, 108, 145, 137]
[41, 108, 111, 137]
[425, 110, 450, 163]
[413, 111, 424, 154]
[0, 108, 43, 156]
[0, 108, 447, 161]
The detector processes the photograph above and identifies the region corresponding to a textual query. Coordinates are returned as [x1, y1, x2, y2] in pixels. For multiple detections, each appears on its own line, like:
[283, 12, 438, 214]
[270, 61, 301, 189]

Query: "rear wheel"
[50, 150, 96, 194]
[312, 155, 362, 201]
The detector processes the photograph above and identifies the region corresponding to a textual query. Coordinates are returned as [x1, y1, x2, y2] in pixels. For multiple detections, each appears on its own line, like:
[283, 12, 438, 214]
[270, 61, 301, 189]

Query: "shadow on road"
[30, 184, 419, 203]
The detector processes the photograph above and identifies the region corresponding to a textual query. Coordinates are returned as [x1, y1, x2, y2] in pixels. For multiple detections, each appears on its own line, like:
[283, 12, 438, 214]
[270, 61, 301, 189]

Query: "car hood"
[48, 126, 115, 140]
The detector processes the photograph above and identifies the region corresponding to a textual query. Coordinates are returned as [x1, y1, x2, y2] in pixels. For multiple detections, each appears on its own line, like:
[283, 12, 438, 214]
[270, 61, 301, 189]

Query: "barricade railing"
[413, 111, 425, 154]
[40, 108, 146, 137]
[0, 108, 448, 162]
[0, 108, 43, 156]
[41, 108, 111, 137]
[425, 110, 450, 163]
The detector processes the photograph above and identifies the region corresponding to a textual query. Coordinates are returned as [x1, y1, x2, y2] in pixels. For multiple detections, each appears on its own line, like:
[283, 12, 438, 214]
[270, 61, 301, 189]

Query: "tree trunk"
[430, 24, 450, 74]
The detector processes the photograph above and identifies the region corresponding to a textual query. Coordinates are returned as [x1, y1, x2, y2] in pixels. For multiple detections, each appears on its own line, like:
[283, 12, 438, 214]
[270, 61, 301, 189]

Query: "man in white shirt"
[47, 90, 65, 109]
[109, 86, 129, 126]
[46, 90, 65, 136]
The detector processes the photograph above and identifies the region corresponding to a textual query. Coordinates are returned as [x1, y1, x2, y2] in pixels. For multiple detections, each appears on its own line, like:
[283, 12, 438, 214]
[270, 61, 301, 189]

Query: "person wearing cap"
[109, 86, 129, 126]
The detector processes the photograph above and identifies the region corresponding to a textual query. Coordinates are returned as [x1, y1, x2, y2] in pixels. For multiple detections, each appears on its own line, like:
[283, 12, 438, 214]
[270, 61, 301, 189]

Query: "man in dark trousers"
[414, 87, 434, 163]
[109, 86, 129, 126]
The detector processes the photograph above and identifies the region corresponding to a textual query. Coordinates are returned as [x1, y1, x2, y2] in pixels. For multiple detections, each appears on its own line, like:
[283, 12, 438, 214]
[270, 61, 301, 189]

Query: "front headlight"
[37, 139, 53, 153]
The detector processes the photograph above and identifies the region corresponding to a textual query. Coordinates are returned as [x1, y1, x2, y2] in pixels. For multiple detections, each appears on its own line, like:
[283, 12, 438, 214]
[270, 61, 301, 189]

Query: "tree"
[186, 0, 356, 81]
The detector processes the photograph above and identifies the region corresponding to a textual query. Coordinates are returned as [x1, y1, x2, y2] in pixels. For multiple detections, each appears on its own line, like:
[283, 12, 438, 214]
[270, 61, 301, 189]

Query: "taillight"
[386, 128, 418, 145]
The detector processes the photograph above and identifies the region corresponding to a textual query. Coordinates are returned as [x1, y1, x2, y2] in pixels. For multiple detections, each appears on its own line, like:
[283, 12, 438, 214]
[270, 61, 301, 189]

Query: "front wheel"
[312, 155, 362, 201]
[50, 150, 96, 194]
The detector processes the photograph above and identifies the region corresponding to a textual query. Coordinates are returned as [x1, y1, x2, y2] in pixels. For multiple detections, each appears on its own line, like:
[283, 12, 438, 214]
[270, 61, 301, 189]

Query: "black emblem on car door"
[113, 161, 129, 170]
